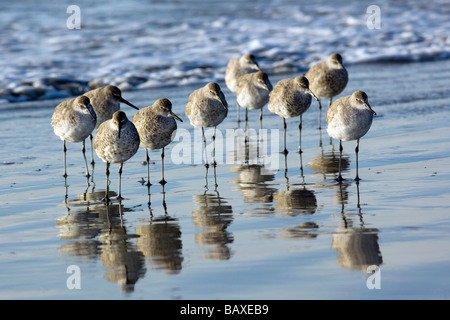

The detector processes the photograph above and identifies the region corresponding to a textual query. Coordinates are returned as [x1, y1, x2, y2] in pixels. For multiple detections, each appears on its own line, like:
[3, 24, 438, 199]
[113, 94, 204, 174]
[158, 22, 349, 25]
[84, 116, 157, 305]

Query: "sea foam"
[1, 0, 449, 102]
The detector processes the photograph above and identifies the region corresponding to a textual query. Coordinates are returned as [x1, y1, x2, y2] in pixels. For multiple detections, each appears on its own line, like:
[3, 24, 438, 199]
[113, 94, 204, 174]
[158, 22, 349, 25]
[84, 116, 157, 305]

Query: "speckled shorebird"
[51, 95, 97, 179]
[268, 76, 319, 154]
[186, 82, 228, 168]
[235, 71, 273, 125]
[225, 54, 261, 122]
[84, 85, 139, 164]
[326, 90, 376, 182]
[94, 110, 140, 202]
[305, 53, 348, 128]
[132, 98, 183, 186]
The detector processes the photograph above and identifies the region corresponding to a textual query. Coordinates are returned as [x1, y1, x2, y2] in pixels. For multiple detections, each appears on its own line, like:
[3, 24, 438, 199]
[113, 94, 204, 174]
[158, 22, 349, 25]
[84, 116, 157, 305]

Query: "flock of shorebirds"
[51, 53, 376, 203]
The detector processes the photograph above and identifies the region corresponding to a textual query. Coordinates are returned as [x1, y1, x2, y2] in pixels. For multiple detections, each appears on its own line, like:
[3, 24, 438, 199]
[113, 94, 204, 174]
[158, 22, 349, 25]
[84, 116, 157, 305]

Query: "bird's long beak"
[87, 104, 97, 121]
[365, 102, 376, 115]
[309, 89, 319, 102]
[119, 96, 139, 110]
[219, 96, 228, 109]
[170, 111, 183, 122]
[264, 80, 273, 92]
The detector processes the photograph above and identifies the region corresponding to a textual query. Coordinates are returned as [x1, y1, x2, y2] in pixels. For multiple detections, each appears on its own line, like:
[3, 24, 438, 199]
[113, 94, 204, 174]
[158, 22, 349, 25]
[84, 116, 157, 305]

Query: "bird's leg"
[213, 163, 218, 189]
[146, 149, 151, 187]
[328, 97, 333, 108]
[104, 162, 111, 203]
[202, 127, 209, 168]
[298, 115, 303, 154]
[245, 108, 249, 130]
[318, 99, 322, 130]
[82, 139, 91, 179]
[89, 134, 95, 166]
[355, 139, 361, 181]
[63, 140, 68, 178]
[337, 140, 344, 182]
[117, 162, 124, 200]
[160, 147, 167, 185]
[211, 126, 217, 167]
[282, 118, 288, 155]
[236, 99, 240, 124]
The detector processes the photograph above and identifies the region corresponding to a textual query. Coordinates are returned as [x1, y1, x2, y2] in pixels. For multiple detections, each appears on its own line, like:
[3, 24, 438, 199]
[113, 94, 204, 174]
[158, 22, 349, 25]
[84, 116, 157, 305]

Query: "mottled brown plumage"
[236, 71, 272, 109]
[132, 98, 182, 185]
[186, 82, 228, 168]
[305, 53, 348, 107]
[326, 90, 376, 181]
[225, 54, 261, 93]
[51, 95, 96, 178]
[268, 76, 318, 154]
[84, 85, 139, 128]
[225, 54, 261, 122]
[94, 110, 140, 201]
[186, 82, 228, 128]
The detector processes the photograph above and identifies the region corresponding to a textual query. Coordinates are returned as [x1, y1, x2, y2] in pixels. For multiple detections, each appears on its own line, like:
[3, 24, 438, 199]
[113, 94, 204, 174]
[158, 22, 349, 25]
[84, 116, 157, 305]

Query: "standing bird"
[51, 95, 96, 179]
[235, 71, 273, 126]
[186, 82, 228, 168]
[268, 76, 318, 155]
[225, 54, 261, 122]
[326, 90, 376, 182]
[305, 53, 348, 128]
[132, 98, 183, 186]
[94, 110, 140, 202]
[84, 85, 139, 164]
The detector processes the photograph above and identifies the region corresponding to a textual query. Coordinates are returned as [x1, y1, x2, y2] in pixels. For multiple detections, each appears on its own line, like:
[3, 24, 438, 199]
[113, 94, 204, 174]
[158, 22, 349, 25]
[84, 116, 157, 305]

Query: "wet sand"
[0, 60, 449, 299]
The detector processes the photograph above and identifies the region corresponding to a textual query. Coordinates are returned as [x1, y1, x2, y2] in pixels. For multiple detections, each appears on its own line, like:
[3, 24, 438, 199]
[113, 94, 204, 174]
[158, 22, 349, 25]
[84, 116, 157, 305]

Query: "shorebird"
[186, 82, 228, 168]
[225, 54, 261, 122]
[268, 76, 318, 155]
[51, 95, 97, 179]
[305, 53, 348, 128]
[84, 85, 139, 164]
[235, 71, 273, 126]
[326, 90, 376, 182]
[132, 98, 183, 186]
[94, 110, 140, 202]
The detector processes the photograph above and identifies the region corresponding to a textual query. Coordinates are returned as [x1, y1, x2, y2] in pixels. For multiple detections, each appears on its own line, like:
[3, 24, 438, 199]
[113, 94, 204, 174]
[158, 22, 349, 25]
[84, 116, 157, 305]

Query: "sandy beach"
[1, 58, 449, 299]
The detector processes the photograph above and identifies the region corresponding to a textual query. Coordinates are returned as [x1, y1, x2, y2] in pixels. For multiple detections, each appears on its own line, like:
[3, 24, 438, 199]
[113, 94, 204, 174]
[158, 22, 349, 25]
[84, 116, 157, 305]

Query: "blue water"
[1, 0, 449, 102]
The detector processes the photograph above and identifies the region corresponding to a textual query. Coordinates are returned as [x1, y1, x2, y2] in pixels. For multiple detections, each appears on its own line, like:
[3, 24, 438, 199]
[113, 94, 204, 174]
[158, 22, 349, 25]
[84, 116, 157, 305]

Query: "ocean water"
[1, 0, 449, 102]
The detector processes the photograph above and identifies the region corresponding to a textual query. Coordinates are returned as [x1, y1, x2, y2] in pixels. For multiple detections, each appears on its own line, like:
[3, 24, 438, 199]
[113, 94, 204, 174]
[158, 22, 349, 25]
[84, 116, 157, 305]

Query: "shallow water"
[1, 60, 449, 299]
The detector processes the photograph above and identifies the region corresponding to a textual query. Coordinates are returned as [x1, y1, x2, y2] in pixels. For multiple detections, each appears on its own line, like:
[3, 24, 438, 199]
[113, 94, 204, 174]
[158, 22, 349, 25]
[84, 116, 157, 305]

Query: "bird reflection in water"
[331, 182, 383, 271]
[230, 124, 277, 214]
[56, 190, 146, 294]
[99, 202, 146, 293]
[274, 151, 317, 217]
[135, 184, 184, 274]
[230, 164, 276, 214]
[192, 167, 234, 260]
[308, 143, 350, 182]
